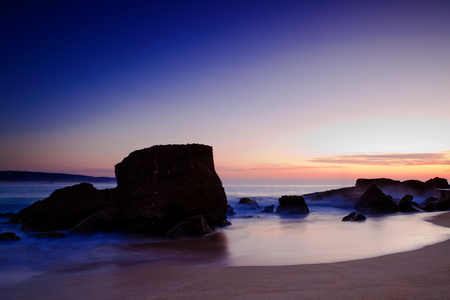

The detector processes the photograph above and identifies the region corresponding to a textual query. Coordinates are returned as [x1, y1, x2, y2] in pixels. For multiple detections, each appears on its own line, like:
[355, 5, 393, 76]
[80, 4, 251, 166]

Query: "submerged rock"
[276, 196, 309, 214]
[237, 198, 260, 209]
[355, 185, 398, 214]
[261, 205, 275, 213]
[342, 212, 366, 222]
[0, 232, 21, 241]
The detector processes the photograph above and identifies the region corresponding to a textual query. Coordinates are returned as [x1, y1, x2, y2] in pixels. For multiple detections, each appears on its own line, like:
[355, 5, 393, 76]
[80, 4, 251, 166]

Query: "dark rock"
[9, 183, 115, 232]
[237, 198, 260, 209]
[226, 205, 236, 216]
[342, 212, 366, 221]
[303, 187, 360, 208]
[166, 215, 214, 238]
[0, 212, 14, 219]
[114, 144, 228, 234]
[10, 144, 228, 236]
[355, 177, 450, 199]
[398, 195, 414, 212]
[261, 205, 274, 213]
[276, 196, 309, 214]
[0, 232, 21, 241]
[33, 231, 67, 238]
[355, 185, 398, 214]
[419, 196, 450, 212]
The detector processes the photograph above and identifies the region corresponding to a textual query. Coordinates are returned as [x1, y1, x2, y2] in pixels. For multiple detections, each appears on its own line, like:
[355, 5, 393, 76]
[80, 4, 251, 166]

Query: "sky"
[1, 0, 449, 185]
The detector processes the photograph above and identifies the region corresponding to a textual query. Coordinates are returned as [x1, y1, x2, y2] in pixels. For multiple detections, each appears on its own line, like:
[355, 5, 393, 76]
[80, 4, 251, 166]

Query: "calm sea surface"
[1, 183, 449, 286]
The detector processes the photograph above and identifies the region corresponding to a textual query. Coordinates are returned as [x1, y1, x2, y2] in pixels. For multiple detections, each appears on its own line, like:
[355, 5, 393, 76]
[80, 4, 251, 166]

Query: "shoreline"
[2, 212, 450, 299]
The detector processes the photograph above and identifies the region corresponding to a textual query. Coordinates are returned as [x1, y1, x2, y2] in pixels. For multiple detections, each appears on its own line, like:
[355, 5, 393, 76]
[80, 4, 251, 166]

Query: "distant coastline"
[0, 171, 116, 183]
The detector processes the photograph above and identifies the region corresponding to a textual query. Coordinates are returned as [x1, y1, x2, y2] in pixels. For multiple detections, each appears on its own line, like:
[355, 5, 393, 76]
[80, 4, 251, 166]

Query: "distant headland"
[0, 171, 116, 183]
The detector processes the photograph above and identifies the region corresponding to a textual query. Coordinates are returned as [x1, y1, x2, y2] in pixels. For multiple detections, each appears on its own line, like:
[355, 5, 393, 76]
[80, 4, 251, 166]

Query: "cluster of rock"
[226, 177, 450, 223]
[8, 144, 229, 238]
[304, 177, 450, 214]
[228, 195, 310, 217]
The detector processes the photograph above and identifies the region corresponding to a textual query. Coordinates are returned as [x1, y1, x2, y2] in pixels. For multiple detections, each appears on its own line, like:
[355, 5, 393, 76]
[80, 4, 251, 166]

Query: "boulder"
[114, 144, 228, 234]
[261, 205, 275, 213]
[397, 194, 414, 212]
[276, 196, 309, 214]
[9, 183, 115, 232]
[165, 215, 214, 238]
[355, 185, 398, 214]
[237, 198, 260, 209]
[0, 232, 21, 241]
[342, 212, 366, 221]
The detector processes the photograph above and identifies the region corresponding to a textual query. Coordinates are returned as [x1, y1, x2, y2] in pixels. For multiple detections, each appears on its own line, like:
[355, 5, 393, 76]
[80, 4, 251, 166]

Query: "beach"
[2, 211, 449, 299]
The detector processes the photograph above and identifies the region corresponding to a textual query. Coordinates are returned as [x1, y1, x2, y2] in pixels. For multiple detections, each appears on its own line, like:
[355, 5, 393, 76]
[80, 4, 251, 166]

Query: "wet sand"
[2, 212, 450, 299]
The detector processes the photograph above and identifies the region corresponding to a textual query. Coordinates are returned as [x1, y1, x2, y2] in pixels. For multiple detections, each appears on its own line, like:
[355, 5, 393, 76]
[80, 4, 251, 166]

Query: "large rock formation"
[276, 196, 309, 214]
[10, 144, 229, 237]
[112, 144, 228, 234]
[355, 185, 398, 214]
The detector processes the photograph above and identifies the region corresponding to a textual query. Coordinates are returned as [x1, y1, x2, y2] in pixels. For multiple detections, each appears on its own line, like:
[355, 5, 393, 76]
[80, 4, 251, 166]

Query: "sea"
[1, 182, 450, 287]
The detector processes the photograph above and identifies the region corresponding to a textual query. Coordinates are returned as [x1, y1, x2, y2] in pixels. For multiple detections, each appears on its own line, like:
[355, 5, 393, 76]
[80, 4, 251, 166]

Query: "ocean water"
[1, 183, 450, 286]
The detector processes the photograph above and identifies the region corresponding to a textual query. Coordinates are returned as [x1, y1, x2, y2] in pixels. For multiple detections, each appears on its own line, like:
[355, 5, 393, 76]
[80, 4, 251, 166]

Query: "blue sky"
[1, 0, 449, 184]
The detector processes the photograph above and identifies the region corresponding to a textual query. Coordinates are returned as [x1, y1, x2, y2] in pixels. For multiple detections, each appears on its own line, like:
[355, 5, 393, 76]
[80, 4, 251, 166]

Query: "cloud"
[311, 151, 450, 166]
[217, 163, 334, 173]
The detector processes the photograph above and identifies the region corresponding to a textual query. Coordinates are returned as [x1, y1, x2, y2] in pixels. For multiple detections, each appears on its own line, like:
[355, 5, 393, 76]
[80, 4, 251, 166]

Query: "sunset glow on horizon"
[1, 1, 449, 185]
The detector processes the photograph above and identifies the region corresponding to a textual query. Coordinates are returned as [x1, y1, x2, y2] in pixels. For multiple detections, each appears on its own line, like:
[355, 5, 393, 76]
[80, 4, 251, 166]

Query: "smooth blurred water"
[1, 183, 450, 286]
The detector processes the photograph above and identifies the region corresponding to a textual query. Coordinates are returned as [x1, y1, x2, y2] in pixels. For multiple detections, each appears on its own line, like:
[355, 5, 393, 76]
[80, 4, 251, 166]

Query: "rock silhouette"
[10, 144, 228, 237]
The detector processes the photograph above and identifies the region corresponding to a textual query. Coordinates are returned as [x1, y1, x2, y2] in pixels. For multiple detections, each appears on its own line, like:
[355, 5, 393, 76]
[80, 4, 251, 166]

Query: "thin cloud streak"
[311, 151, 450, 166]
[217, 163, 336, 173]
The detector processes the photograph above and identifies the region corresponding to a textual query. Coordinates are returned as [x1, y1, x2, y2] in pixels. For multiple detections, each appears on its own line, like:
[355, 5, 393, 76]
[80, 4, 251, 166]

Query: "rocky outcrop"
[9, 183, 115, 232]
[165, 215, 214, 238]
[342, 212, 366, 221]
[113, 144, 228, 234]
[276, 196, 309, 214]
[237, 198, 260, 209]
[10, 144, 229, 237]
[355, 185, 398, 214]
[0, 232, 21, 241]
[355, 177, 450, 199]
[419, 196, 450, 212]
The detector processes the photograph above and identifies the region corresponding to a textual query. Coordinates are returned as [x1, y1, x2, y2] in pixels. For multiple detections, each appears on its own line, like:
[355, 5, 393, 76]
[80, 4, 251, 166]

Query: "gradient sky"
[1, 0, 449, 184]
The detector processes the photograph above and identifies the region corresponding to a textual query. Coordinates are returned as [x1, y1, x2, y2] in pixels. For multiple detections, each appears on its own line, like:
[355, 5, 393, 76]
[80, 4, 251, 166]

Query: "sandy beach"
[2, 212, 450, 300]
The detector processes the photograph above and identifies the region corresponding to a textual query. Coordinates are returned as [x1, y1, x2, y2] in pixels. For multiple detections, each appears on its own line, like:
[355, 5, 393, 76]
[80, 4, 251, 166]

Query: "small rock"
[276, 196, 309, 214]
[261, 205, 274, 213]
[398, 195, 414, 212]
[226, 205, 236, 216]
[342, 212, 366, 222]
[238, 198, 260, 209]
